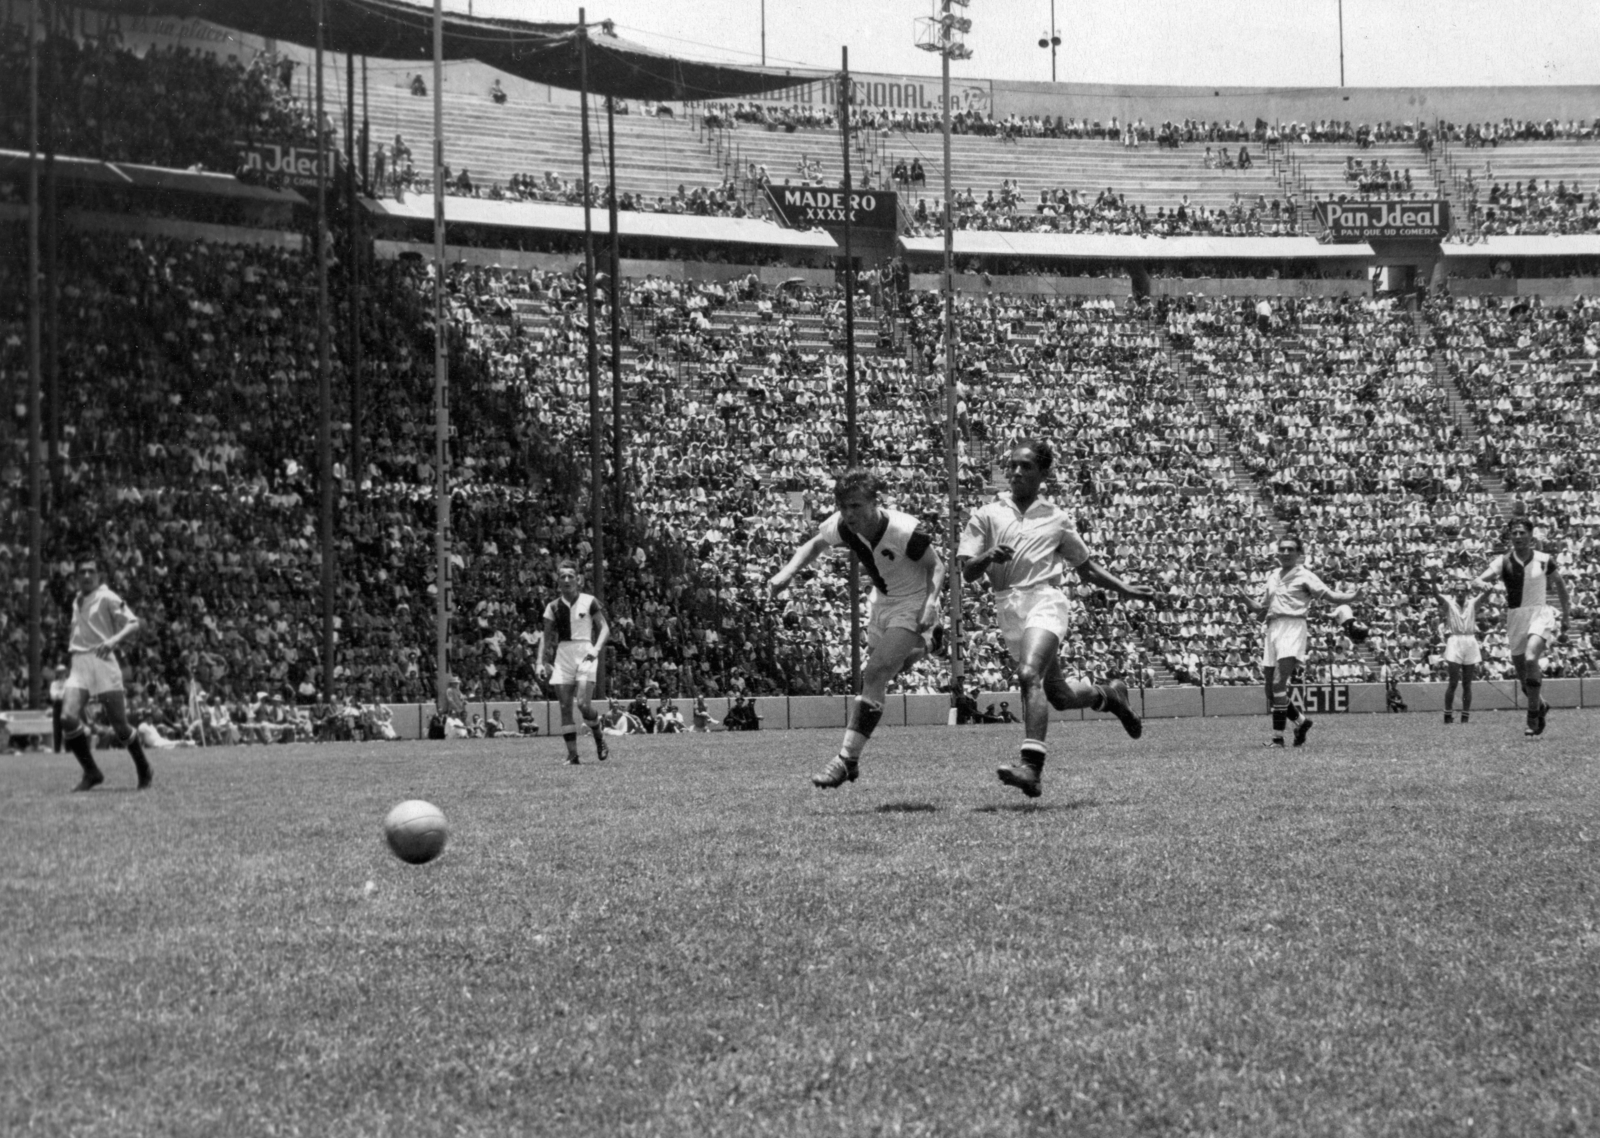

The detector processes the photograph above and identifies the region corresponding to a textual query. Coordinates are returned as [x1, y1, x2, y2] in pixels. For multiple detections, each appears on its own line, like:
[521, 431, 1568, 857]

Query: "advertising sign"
[1292, 685, 1351, 714]
[733, 73, 991, 117]
[1314, 199, 1450, 241]
[765, 186, 898, 230]
[236, 141, 340, 189]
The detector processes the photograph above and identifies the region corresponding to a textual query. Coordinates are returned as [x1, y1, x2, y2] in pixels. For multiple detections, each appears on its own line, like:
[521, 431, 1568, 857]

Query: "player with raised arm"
[768, 469, 945, 789]
[958, 439, 1153, 799]
[1472, 517, 1571, 737]
[59, 557, 153, 791]
[1235, 535, 1359, 749]
[536, 560, 611, 764]
[1437, 576, 1482, 725]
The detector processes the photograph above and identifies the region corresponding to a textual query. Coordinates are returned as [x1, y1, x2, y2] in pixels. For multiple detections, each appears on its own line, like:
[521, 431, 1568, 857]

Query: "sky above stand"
[456, 0, 1600, 89]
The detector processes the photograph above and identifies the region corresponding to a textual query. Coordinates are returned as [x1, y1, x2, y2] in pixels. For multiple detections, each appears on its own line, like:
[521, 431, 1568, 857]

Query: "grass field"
[5, 710, 1600, 1137]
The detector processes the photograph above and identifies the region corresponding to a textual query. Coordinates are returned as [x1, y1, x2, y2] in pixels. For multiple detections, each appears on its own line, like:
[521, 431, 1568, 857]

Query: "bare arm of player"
[1321, 584, 1360, 605]
[1235, 589, 1267, 617]
[1550, 567, 1572, 635]
[536, 617, 557, 677]
[958, 544, 1013, 583]
[1074, 558, 1157, 602]
[768, 535, 830, 595]
[95, 606, 141, 659]
[917, 548, 946, 629]
[586, 607, 610, 662]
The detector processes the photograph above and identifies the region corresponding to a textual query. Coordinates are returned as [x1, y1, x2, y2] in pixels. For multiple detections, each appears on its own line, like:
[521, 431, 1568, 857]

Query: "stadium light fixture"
[1039, 0, 1061, 82]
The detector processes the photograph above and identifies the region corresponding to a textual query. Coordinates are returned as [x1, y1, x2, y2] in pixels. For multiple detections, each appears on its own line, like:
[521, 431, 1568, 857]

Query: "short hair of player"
[556, 558, 579, 574]
[833, 468, 884, 503]
[1508, 517, 1534, 537]
[1278, 534, 1304, 552]
[1012, 437, 1054, 473]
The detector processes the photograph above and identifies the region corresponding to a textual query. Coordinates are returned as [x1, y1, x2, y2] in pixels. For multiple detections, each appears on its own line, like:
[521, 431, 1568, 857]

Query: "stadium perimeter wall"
[384, 680, 1591, 739]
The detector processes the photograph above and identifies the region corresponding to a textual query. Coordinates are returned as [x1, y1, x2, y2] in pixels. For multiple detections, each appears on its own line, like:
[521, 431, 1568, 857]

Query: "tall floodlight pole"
[316, 0, 336, 699]
[839, 47, 861, 693]
[1337, 0, 1345, 87]
[26, 0, 42, 707]
[607, 96, 624, 523]
[917, 0, 972, 717]
[433, 0, 451, 711]
[1038, 0, 1061, 83]
[579, 10, 607, 628]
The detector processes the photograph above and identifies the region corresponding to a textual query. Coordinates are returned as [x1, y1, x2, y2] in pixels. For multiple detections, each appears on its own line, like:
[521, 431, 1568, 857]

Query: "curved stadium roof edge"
[77, 0, 826, 101]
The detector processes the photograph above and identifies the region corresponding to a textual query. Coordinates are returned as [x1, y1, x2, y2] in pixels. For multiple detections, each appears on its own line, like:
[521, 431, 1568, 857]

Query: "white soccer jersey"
[1259, 565, 1332, 619]
[958, 493, 1092, 592]
[1440, 595, 1478, 637]
[1482, 550, 1555, 610]
[816, 508, 936, 599]
[69, 585, 136, 654]
[544, 592, 602, 644]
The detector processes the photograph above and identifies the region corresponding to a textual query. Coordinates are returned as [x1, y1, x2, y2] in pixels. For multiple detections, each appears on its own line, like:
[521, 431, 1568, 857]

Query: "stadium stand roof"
[897, 233, 1376, 261]
[0, 149, 306, 204]
[1441, 236, 1600, 259]
[363, 196, 839, 251]
[81, 0, 820, 101]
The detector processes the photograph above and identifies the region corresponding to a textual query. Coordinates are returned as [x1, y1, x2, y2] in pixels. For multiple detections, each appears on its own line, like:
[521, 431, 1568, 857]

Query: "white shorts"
[1506, 605, 1560, 657]
[865, 592, 929, 655]
[550, 641, 599, 687]
[995, 586, 1074, 660]
[1260, 618, 1309, 668]
[63, 651, 125, 698]
[1443, 634, 1482, 667]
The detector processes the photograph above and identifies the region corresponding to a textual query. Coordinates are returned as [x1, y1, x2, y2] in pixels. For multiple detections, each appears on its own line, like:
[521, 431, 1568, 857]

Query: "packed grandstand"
[1, 14, 1597, 745]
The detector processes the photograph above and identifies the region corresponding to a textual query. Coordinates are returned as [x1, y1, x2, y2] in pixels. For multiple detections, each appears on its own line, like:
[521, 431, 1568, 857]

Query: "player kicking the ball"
[1471, 517, 1570, 737]
[958, 439, 1153, 799]
[537, 560, 611, 764]
[1235, 535, 1359, 749]
[60, 557, 153, 791]
[769, 469, 945, 789]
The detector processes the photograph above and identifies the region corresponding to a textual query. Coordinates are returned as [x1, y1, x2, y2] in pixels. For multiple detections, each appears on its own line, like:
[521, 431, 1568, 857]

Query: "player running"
[1235, 535, 1359, 749]
[536, 560, 611, 764]
[1436, 577, 1482, 725]
[768, 469, 945, 789]
[958, 439, 1152, 799]
[1471, 518, 1570, 737]
[60, 557, 153, 791]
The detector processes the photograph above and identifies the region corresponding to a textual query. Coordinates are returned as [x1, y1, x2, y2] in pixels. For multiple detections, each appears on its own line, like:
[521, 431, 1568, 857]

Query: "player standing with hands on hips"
[60, 557, 153, 791]
[1235, 535, 1359, 749]
[537, 560, 611, 764]
[768, 469, 945, 789]
[1471, 517, 1571, 737]
[958, 440, 1153, 799]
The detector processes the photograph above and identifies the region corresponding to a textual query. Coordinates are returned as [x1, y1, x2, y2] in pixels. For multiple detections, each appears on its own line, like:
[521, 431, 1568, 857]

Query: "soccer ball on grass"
[384, 800, 448, 864]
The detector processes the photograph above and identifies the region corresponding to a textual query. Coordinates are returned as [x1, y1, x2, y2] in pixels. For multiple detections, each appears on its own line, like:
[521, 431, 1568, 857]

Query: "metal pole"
[44, 0, 58, 504]
[579, 10, 606, 619]
[26, 0, 42, 707]
[840, 47, 860, 695]
[942, 39, 961, 701]
[316, 0, 336, 698]
[1050, 0, 1058, 83]
[761, 0, 766, 67]
[607, 96, 624, 523]
[1338, 0, 1345, 87]
[347, 50, 363, 496]
[433, 0, 451, 710]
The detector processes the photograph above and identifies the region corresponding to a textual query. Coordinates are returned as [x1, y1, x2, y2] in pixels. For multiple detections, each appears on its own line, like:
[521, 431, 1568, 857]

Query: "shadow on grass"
[875, 802, 939, 814]
[972, 797, 1099, 813]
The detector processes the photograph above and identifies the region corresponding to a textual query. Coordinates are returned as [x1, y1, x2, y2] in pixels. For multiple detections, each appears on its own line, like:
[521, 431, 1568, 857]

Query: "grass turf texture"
[5, 713, 1600, 1137]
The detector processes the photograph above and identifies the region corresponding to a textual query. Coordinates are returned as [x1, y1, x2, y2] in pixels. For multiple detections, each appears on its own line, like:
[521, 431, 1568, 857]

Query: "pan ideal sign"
[765, 186, 899, 230]
[1314, 199, 1450, 241]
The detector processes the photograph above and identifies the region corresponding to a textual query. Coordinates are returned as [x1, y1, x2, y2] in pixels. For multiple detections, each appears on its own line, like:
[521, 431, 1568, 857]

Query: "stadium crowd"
[2, 27, 1598, 743]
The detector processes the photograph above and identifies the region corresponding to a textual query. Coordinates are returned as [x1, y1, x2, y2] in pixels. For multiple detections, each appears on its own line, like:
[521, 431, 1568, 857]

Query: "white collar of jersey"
[999, 491, 1053, 516]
